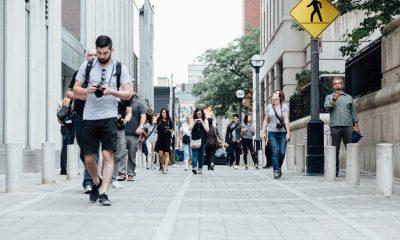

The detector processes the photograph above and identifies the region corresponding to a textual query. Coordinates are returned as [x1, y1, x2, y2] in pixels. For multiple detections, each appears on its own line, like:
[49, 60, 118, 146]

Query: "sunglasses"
[101, 69, 106, 83]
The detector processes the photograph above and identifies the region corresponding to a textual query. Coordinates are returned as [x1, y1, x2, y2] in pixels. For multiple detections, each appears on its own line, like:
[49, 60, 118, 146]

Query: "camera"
[94, 84, 105, 98]
[276, 123, 283, 129]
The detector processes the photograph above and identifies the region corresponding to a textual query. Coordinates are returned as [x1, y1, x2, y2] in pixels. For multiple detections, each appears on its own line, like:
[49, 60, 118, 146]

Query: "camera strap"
[83, 60, 122, 90]
[273, 104, 285, 129]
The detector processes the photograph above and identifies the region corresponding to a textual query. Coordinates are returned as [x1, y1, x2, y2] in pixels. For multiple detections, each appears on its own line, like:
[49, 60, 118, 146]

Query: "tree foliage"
[192, 28, 260, 116]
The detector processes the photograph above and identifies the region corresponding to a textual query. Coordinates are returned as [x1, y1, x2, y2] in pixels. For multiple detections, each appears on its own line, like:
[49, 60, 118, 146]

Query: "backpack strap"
[116, 61, 122, 90]
[84, 61, 94, 88]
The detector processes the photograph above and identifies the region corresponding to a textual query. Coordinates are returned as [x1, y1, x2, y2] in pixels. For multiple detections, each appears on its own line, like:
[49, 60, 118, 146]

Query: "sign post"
[290, 0, 340, 175]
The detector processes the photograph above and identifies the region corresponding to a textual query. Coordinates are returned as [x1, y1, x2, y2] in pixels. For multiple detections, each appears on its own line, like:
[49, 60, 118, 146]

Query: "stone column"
[286, 145, 295, 170]
[6, 143, 23, 193]
[296, 144, 305, 172]
[67, 145, 79, 180]
[4, 0, 27, 146]
[41, 142, 56, 184]
[346, 143, 360, 185]
[376, 143, 394, 196]
[324, 146, 336, 181]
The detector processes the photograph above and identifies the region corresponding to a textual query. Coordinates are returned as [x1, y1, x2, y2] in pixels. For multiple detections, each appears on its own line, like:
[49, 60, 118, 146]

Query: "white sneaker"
[234, 165, 239, 169]
[111, 181, 123, 189]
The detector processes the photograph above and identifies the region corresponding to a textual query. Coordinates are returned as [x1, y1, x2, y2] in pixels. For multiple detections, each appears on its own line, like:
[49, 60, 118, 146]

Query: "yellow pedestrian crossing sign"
[290, 0, 340, 39]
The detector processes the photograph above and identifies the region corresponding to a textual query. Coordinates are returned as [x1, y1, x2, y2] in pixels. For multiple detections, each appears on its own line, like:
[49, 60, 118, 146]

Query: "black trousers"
[205, 144, 216, 166]
[265, 142, 272, 167]
[60, 125, 75, 171]
[330, 126, 353, 172]
[241, 138, 258, 165]
[228, 142, 242, 166]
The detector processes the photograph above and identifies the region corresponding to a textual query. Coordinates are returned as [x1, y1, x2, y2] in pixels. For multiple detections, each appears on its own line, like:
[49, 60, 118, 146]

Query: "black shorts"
[81, 117, 118, 155]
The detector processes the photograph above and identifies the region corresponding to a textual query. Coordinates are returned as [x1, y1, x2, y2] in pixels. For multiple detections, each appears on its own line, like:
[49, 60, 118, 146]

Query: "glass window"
[62, 0, 81, 40]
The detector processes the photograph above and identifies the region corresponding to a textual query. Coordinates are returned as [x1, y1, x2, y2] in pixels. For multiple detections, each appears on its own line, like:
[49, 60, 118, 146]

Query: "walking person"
[190, 108, 209, 174]
[241, 114, 259, 170]
[73, 35, 133, 206]
[58, 97, 75, 176]
[154, 109, 174, 174]
[66, 49, 98, 193]
[144, 113, 158, 170]
[179, 116, 192, 171]
[110, 99, 132, 189]
[124, 96, 146, 181]
[324, 77, 359, 177]
[225, 114, 242, 169]
[262, 90, 291, 179]
[205, 118, 219, 170]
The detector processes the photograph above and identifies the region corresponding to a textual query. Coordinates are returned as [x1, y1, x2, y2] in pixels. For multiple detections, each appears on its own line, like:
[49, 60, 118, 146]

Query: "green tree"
[192, 28, 260, 116]
[292, 0, 400, 56]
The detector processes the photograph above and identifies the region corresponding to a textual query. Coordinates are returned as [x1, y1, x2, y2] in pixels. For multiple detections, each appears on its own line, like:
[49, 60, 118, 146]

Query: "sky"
[151, 0, 243, 84]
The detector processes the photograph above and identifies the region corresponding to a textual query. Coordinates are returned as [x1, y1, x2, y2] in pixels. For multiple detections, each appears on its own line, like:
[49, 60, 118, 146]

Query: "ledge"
[383, 18, 400, 36]
[354, 83, 400, 112]
[289, 114, 330, 131]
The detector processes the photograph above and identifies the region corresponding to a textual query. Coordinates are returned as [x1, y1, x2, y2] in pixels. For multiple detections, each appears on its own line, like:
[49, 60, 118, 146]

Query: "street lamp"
[236, 89, 245, 122]
[250, 54, 265, 153]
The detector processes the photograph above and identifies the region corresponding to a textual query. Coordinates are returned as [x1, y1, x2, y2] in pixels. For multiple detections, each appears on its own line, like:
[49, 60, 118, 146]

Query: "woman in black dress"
[154, 109, 174, 174]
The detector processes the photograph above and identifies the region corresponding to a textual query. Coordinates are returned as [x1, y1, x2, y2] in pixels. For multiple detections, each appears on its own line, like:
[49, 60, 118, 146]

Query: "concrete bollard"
[67, 144, 79, 180]
[286, 145, 295, 170]
[324, 146, 336, 181]
[295, 144, 305, 173]
[41, 142, 55, 184]
[6, 143, 23, 192]
[376, 143, 394, 196]
[346, 143, 360, 185]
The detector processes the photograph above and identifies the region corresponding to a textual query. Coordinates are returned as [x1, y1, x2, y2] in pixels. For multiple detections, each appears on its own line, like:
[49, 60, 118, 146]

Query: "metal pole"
[255, 68, 261, 150]
[310, 39, 319, 121]
[239, 99, 242, 123]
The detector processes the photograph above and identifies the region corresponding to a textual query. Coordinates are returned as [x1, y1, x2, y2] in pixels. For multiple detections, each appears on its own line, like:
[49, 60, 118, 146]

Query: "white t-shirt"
[266, 103, 289, 132]
[75, 59, 130, 120]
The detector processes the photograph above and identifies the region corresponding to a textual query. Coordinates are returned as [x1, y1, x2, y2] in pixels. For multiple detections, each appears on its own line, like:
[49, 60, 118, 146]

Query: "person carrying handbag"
[262, 90, 291, 179]
[190, 108, 209, 175]
[241, 114, 259, 170]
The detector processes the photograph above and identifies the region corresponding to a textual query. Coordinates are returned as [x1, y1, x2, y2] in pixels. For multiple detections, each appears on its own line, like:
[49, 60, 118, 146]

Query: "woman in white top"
[262, 90, 291, 179]
[144, 115, 158, 170]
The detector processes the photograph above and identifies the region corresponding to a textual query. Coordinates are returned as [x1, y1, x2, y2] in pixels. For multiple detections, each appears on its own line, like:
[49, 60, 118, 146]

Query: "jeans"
[126, 135, 139, 176]
[192, 142, 206, 169]
[268, 132, 287, 173]
[183, 143, 192, 160]
[60, 126, 75, 172]
[330, 126, 353, 172]
[112, 130, 127, 181]
[228, 142, 241, 166]
[74, 116, 98, 187]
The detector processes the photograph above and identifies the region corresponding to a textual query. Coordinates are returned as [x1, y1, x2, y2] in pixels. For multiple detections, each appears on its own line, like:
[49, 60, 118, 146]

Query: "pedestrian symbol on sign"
[307, 0, 323, 22]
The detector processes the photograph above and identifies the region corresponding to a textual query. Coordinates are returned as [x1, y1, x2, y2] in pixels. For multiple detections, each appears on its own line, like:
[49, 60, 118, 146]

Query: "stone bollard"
[346, 143, 360, 185]
[324, 146, 336, 181]
[295, 144, 305, 173]
[41, 142, 55, 184]
[67, 144, 79, 180]
[376, 143, 394, 196]
[286, 145, 295, 170]
[6, 143, 23, 193]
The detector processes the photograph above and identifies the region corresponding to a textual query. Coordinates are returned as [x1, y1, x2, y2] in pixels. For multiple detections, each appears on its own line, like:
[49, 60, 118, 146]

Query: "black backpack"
[84, 61, 122, 89]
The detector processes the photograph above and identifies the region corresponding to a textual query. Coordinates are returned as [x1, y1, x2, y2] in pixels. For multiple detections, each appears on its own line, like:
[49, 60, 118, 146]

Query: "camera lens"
[94, 86, 104, 98]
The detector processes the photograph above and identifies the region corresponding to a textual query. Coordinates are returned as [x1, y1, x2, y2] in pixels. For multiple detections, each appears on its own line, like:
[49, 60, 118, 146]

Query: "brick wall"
[243, 0, 260, 34]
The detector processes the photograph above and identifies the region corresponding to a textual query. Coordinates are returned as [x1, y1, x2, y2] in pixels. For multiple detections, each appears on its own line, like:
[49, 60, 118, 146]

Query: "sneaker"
[278, 168, 282, 177]
[171, 164, 176, 168]
[111, 181, 123, 189]
[151, 165, 156, 170]
[210, 163, 215, 170]
[126, 176, 135, 181]
[245, 166, 249, 170]
[84, 185, 92, 194]
[90, 178, 102, 203]
[255, 165, 260, 170]
[192, 169, 198, 175]
[116, 175, 126, 181]
[234, 165, 239, 169]
[274, 172, 280, 179]
[146, 165, 150, 170]
[98, 193, 111, 206]
[60, 169, 67, 175]
[198, 169, 202, 174]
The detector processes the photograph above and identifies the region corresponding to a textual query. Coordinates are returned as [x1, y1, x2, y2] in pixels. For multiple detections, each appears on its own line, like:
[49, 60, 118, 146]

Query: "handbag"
[352, 131, 363, 143]
[190, 138, 202, 149]
[57, 103, 73, 125]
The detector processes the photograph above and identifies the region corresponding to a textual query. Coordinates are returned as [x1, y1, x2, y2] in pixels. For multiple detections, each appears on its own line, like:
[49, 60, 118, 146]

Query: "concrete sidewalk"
[1, 166, 400, 240]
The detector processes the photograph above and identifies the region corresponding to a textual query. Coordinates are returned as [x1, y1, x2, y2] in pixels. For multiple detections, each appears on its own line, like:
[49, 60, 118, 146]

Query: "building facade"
[188, 64, 205, 84]
[243, 0, 260, 35]
[138, 0, 155, 108]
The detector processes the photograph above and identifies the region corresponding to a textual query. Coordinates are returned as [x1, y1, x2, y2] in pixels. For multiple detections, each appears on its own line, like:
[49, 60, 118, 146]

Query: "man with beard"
[73, 36, 133, 206]
[324, 77, 360, 177]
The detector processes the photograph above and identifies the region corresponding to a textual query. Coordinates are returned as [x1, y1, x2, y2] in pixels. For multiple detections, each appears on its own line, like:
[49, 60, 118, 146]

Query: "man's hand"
[286, 134, 291, 142]
[135, 126, 144, 135]
[333, 91, 341, 101]
[87, 84, 98, 94]
[353, 126, 360, 133]
[103, 86, 114, 96]
[62, 98, 70, 106]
